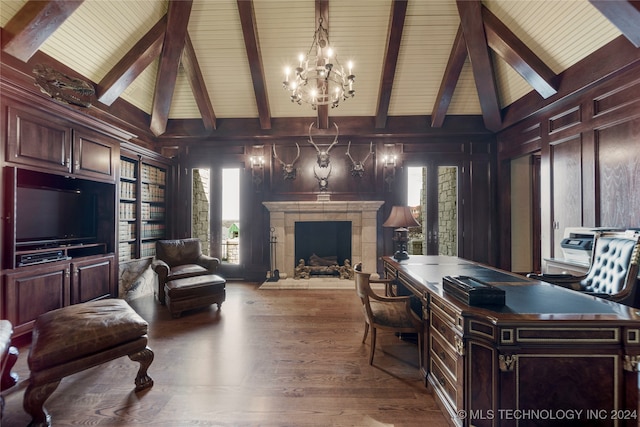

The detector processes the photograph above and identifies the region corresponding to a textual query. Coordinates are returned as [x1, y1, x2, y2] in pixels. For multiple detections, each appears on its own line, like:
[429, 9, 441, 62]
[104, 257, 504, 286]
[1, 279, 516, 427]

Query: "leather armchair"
[528, 231, 640, 307]
[152, 238, 220, 304]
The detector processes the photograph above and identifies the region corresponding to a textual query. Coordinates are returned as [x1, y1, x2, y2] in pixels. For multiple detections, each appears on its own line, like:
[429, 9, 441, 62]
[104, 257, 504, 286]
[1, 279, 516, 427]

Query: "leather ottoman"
[24, 299, 154, 427]
[165, 274, 226, 318]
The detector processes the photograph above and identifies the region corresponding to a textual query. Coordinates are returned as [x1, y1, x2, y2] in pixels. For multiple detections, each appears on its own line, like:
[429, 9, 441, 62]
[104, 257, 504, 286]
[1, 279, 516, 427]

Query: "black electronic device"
[18, 250, 69, 266]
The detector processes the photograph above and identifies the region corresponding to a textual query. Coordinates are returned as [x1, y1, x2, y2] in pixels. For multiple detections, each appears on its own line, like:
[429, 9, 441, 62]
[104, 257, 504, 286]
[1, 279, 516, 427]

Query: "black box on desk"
[443, 275, 506, 306]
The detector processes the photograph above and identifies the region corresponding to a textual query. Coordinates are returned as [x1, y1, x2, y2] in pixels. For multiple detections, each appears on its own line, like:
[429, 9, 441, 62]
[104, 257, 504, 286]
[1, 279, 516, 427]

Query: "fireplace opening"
[295, 221, 352, 275]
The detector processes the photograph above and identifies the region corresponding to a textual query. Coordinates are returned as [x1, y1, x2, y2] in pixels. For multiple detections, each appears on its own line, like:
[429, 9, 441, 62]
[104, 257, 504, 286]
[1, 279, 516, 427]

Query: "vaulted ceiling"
[1, 0, 639, 143]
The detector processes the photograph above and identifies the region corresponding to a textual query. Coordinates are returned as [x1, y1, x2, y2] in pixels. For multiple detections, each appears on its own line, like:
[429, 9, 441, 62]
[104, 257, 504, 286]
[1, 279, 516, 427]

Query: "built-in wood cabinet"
[3, 254, 114, 338]
[118, 148, 170, 262]
[5, 104, 118, 183]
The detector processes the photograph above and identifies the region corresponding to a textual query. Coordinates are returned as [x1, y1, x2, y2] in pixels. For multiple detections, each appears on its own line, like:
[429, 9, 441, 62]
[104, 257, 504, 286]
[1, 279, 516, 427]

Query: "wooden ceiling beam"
[590, 0, 640, 48]
[375, 0, 408, 129]
[482, 6, 557, 99]
[182, 33, 217, 132]
[456, 0, 502, 131]
[1, 0, 84, 62]
[431, 24, 467, 128]
[96, 15, 166, 106]
[237, 0, 271, 130]
[149, 0, 193, 136]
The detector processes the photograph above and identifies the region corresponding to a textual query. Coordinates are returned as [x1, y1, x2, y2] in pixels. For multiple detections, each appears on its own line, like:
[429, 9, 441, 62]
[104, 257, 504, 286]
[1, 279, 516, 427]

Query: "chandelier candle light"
[283, 18, 355, 109]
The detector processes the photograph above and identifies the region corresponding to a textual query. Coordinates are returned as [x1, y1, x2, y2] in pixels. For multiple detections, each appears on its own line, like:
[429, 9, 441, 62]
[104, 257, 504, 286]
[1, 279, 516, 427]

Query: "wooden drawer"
[430, 355, 459, 411]
[430, 333, 458, 382]
[431, 307, 458, 349]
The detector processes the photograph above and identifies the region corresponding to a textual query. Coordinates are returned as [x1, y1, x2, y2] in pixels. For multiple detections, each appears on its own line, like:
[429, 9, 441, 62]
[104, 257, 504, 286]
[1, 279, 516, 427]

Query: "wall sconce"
[383, 144, 397, 191]
[250, 146, 265, 191]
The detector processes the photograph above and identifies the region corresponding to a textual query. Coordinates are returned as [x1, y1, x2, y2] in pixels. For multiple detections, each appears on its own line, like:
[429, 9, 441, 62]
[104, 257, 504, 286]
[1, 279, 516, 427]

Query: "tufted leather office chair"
[152, 238, 220, 305]
[528, 231, 640, 307]
[354, 263, 423, 366]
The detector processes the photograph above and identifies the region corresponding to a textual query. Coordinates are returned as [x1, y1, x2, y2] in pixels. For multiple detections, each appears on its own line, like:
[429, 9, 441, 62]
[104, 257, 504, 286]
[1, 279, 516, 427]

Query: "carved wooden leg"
[128, 346, 154, 391]
[1, 346, 19, 390]
[23, 380, 61, 427]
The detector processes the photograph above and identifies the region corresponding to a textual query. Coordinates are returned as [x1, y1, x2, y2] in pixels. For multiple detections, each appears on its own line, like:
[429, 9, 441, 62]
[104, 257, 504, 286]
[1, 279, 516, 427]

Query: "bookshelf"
[118, 154, 169, 262]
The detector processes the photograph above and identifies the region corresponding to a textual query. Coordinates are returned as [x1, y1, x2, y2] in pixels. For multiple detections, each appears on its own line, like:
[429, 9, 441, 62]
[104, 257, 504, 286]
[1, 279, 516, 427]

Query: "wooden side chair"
[353, 263, 423, 366]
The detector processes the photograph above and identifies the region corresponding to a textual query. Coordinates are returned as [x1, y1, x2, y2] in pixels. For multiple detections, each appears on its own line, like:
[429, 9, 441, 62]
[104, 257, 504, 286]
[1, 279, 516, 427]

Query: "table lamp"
[383, 206, 420, 260]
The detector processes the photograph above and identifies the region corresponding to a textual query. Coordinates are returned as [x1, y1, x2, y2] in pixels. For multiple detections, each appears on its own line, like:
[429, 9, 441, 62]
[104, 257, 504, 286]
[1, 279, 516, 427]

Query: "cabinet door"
[6, 105, 73, 173]
[3, 263, 70, 337]
[73, 127, 118, 182]
[72, 255, 115, 304]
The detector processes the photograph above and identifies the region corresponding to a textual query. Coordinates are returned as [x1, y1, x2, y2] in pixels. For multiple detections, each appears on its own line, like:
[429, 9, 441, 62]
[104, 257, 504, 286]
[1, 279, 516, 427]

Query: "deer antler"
[272, 143, 300, 180]
[326, 122, 339, 153]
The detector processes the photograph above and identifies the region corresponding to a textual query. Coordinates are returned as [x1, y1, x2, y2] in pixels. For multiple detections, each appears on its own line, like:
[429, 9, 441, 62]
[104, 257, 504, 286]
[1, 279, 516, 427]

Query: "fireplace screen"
[294, 221, 352, 273]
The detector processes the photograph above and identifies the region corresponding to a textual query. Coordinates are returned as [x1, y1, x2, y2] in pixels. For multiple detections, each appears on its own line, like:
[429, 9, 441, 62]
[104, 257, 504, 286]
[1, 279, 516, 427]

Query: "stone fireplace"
[263, 201, 384, 279]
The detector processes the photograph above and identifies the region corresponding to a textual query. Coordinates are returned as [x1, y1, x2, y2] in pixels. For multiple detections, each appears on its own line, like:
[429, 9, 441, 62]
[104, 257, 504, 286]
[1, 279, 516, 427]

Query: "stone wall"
[192, 169, 210, 255]
[438, 166, 457, 256]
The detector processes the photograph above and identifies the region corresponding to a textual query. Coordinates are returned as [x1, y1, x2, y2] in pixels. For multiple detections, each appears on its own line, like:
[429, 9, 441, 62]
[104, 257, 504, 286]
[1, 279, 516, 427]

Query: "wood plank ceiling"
[1, 0, 638, 140]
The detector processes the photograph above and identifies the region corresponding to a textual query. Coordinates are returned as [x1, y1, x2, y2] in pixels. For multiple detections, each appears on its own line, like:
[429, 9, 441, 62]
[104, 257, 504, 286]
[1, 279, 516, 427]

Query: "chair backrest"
[354, 264, 374, 319]
[581, 232, 640, 300]
[155, 238, 203, 267]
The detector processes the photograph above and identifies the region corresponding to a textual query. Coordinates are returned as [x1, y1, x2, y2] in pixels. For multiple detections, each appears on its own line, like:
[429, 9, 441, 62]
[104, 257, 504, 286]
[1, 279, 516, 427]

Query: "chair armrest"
[369, 293, 413, 303]
[369, 277, 393, 284]
[527, 273, 585, 290]
[151, 259, 170, 280]
[197, 254, 220, 272]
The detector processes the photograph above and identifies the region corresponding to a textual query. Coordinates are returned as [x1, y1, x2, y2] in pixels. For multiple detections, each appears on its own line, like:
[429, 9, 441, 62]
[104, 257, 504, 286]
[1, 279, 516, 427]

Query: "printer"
[561, 227, 623, 264]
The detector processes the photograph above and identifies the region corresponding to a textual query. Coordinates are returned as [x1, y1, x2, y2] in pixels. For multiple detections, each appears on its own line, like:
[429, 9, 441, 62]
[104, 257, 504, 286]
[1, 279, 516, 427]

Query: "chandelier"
[283, 18, 355, 109]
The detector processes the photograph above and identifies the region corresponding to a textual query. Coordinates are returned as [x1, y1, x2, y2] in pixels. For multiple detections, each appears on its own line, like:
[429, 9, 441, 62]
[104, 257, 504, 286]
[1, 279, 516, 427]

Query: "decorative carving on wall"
[33, 64, 95, 107]
[307, 122, 339, 168]
[346, 141, 373, 177]
[273, 143, 300, 180]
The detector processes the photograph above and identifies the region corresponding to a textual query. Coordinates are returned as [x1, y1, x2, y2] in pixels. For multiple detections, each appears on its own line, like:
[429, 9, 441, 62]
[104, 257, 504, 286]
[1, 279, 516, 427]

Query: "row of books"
[141, 164, 166, 184]
[142, 223, 165, 239]
[119, 203, 136, 220]
[141, 203, 165, 221]
[120, 159, 136, 180]
[120, 181, 136, 199]
[118, 221, 136, 240]
[141, 183, 164, 202]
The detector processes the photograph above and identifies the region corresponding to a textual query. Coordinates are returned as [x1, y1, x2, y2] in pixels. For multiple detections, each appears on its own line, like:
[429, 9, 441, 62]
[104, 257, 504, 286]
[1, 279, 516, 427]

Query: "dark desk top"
[385, 255, 640, 321]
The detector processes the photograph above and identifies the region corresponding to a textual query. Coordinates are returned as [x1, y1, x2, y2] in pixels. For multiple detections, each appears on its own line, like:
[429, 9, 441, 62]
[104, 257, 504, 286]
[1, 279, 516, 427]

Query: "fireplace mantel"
[263, 201, 384, 279]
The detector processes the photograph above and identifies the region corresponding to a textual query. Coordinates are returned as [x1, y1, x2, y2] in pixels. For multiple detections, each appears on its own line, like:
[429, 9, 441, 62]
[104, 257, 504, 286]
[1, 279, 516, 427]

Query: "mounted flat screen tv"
[15, 185, 98, 247]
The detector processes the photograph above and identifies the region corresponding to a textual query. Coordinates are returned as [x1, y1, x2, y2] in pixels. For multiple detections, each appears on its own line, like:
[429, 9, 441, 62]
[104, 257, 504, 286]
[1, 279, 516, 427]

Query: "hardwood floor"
[2, 281, 450, 426]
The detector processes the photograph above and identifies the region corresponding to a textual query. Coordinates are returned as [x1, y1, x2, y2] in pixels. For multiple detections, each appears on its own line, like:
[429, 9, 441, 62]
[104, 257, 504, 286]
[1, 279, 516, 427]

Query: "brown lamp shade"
[383, 206, 420, 228]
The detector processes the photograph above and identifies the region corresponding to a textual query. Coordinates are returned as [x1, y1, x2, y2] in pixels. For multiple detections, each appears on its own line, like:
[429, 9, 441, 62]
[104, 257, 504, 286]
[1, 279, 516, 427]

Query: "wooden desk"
[383, 255, 640, 427]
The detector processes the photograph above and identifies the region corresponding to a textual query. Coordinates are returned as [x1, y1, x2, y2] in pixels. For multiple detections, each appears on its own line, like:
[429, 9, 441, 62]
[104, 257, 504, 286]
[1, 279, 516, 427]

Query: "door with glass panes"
[407, 163, 461, 256]
[191, 167, 242, 277]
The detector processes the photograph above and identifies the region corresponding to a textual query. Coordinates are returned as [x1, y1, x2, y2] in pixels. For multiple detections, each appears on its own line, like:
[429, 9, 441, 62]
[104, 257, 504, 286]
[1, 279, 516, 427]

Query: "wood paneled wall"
[177, 134, 496, 280]
[496, 63, 640, 270]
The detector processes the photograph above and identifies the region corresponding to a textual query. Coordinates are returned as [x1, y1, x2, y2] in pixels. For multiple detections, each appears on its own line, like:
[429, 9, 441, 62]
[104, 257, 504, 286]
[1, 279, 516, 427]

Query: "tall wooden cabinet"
[1, 87, 124, 338]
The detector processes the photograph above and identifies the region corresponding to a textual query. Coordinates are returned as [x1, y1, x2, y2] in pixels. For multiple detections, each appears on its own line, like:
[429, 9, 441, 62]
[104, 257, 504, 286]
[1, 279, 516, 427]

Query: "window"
[221, 168, 240, 264]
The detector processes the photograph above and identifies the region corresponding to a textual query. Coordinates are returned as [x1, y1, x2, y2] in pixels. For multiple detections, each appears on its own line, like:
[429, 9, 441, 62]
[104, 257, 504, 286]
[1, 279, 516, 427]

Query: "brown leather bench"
[23, 299, 154, 427]
[165, 274, 226, 318]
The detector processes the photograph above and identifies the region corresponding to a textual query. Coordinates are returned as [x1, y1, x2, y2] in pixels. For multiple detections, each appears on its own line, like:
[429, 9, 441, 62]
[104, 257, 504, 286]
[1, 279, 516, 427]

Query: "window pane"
[222, 168, 240, 264]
